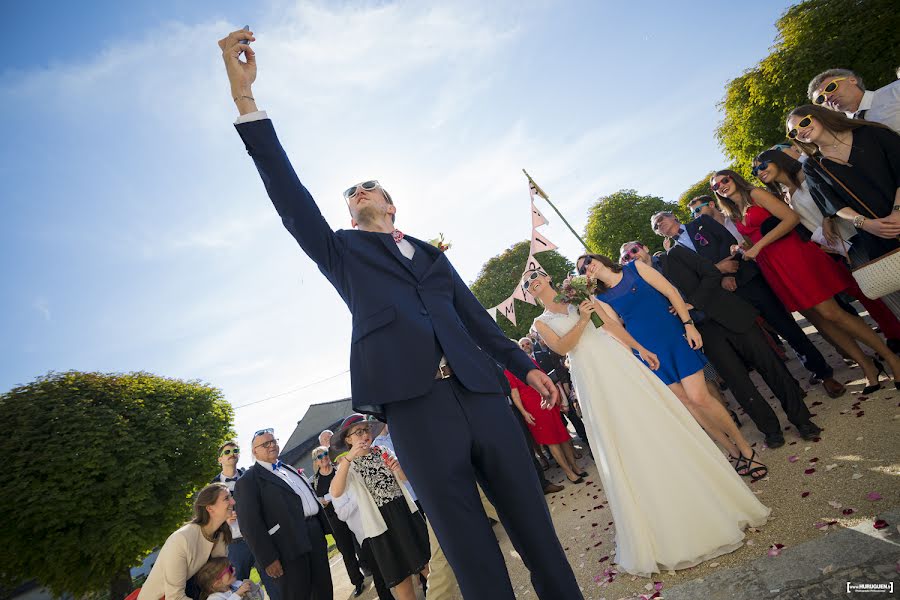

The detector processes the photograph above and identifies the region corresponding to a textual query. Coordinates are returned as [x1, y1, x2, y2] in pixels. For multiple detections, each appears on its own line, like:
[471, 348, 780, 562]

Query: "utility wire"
[232, 369, 350, 410]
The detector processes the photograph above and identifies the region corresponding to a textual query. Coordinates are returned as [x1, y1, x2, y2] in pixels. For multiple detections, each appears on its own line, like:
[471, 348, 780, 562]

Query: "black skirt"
[364, 497, 430, 588]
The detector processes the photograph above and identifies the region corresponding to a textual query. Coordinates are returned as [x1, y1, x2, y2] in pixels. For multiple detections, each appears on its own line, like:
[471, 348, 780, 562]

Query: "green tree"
[0, 371, 234, 600]
[470, 241, 574, 339]
[677, 172, 716, 213]
[583, 190, 686, 258]
[717, 0, 900, 174]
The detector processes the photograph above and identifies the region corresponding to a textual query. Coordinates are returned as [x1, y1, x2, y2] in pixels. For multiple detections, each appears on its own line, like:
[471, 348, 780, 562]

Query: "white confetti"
[852, 473, 863, 480]
[828, 500, 842, 509]
[825, 464, 838, 471]
[709, 562, 720, 568]
[821, 565, 834, 575]
[856, 436, 864, 440]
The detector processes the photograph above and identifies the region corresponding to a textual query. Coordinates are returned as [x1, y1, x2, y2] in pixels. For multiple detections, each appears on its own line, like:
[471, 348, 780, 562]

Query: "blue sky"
[3, 0, 796, 466]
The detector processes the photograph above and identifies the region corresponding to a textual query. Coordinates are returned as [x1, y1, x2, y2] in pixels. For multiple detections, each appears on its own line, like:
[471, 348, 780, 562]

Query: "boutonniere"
[428, 233, 452, 252]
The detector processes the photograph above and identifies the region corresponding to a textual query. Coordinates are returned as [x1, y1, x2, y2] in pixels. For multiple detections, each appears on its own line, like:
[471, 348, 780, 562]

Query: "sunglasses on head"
[814, 77, 847, 105]
[710, 177, 731, 192]
[690, 202, 710, 216]
[751, 161, 771, 177]
[220, 448, 240, 457]
[522, 269, 548, 290]
[619, 246, 640, 264]
[787, 116, 813, 139]
[343, 180, 380, 201]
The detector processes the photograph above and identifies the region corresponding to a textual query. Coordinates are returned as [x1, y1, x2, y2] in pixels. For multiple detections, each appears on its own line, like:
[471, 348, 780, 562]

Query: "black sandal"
[736, 451, 768, 481]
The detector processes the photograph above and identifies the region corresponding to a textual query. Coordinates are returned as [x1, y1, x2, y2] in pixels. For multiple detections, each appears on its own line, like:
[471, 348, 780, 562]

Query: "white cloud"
[33, 297, 51, 322]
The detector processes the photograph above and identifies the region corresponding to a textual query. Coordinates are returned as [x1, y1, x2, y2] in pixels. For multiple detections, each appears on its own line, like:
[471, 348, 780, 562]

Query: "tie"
[272, 460, 283, 471]
[224, 477, 238, 482]
[391, 229, 404, 243]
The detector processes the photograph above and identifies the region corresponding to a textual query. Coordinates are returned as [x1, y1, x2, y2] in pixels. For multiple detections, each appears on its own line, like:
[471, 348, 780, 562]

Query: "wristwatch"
[683, 319, 695, 326]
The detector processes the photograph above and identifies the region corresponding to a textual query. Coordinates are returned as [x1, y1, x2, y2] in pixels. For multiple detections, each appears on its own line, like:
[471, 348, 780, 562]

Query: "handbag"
[812, 158, 900, 299]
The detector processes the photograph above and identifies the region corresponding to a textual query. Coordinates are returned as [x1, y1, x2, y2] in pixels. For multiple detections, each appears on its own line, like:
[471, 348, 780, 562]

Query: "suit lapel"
[253, 463, 298, 497]
[406, 235, 446, 279]
[378, 234, 418, 278]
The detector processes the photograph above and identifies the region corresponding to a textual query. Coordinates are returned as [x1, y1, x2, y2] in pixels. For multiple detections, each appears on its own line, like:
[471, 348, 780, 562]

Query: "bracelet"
[234, 95, 255, 102]
[893, 205, 900, 212]
[852, 215, 866, 229]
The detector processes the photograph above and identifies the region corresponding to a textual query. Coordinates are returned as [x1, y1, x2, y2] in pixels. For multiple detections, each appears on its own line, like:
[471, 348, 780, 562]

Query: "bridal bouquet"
[553, 275, 604, 328]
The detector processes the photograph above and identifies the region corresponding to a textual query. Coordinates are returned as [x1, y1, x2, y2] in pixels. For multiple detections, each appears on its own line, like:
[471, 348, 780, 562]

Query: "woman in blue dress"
[576, 253, 764, 478]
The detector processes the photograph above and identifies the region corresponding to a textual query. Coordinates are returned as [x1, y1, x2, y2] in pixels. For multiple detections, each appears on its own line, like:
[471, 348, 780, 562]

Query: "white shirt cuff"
[234, 110, 268, 125]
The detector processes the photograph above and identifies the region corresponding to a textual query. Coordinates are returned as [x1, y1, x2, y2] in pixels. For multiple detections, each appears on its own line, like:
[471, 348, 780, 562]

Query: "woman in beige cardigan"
[138, 483, 233, 600]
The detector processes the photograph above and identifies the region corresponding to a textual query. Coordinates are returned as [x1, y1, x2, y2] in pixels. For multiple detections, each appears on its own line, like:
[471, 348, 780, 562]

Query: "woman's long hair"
[190, 483, 232, 544]
[785, 104, 892, 157]
[711, 170, 757, 222]
[576, 254, 621, 293]
[754, 149, 802, 199]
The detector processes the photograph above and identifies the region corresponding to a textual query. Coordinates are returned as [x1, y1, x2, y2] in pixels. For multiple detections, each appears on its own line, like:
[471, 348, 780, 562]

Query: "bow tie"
[224, 476, 239, 482]
[272, 460, 283, 471]
[391, 229, 404, 243]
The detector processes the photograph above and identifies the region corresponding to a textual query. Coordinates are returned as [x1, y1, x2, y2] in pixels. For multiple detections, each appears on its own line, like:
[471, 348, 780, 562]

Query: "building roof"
[280, 397, 353, 469]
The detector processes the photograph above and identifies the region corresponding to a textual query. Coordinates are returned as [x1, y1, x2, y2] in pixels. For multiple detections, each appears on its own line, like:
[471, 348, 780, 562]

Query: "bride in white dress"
[524, 268, 769, 576]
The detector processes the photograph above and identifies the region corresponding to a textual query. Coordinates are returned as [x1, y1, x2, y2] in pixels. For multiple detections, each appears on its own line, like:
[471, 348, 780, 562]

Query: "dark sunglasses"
[619, 247, 640, 263]
[787, 116, 813, 139]
[751, 161, 770, 177]
[710, 176, 731, 192]
[314, 452, 328, 461]
[220, 448, 240, 456]
[522, 269, 548, 289]
[577, 256, 593, 275]
[690, 202, 710, 216]
[343, 180, 380, 200]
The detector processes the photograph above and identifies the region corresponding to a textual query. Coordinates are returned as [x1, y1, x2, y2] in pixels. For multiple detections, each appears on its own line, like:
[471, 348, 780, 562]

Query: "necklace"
[201, 526, 217, 542]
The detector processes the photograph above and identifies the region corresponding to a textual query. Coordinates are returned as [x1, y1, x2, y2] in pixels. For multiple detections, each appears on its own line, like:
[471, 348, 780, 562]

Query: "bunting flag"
[497, 296, 517, 326]
[531, 200, 548, 229]
[524, 253, 548, 274]
[530, 229, 557, 255]
[512, 283, 537, 306]
[486, 306, 498, 321]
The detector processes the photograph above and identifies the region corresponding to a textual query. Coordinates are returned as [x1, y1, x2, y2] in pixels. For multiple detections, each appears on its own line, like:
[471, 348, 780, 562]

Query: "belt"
[435, 364, 453, 380]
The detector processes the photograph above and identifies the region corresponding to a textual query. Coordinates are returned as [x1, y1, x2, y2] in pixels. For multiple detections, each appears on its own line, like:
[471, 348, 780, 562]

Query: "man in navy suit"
[219, 29, 582, 600]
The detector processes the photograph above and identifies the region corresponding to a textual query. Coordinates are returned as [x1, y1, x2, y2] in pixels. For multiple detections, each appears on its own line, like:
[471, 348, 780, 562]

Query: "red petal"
[842, 508, 855, 515]
[874, 519, 888, 530]
[867, 492, 883, 501]
[804, 468, 816, 474]
[809, 457, 819, 463]
[801, 491, 810, 498]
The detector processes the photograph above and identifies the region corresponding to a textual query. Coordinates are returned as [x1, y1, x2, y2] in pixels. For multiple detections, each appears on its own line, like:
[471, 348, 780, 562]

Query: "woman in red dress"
[505, 366, 587, 484]
[711, 170, 900, 393]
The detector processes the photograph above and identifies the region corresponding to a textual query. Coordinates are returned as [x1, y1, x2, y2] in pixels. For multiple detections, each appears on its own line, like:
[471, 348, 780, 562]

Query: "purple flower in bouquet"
[553, 275, 604, 328]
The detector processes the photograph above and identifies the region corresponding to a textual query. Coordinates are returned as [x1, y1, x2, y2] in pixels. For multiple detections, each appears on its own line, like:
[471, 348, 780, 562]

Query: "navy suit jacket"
[235, 119, 535, 413]
[683, 215, 761, 288]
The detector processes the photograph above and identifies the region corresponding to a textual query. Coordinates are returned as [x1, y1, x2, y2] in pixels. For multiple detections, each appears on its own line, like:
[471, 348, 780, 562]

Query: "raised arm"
[218, 29, 345, 276]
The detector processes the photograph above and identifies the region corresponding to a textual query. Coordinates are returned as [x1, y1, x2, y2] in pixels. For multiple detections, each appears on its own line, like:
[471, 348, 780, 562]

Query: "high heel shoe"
[861, 359, 884, 394]
[566, 474, 585, 484]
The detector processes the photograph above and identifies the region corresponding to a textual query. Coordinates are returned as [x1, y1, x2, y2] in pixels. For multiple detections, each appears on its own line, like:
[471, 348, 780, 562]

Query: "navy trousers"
[385, 377, 583, 600]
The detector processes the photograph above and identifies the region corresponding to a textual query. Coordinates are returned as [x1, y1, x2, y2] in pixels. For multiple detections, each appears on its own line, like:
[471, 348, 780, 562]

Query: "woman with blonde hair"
[137, 484, 233, 600]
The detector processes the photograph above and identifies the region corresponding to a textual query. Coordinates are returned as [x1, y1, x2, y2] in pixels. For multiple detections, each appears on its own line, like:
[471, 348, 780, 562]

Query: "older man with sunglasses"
[808, 68, 900, 132]
[234, 429, 333, 600]
[210, 442, 280, 600]
[219, 29, 580, 600]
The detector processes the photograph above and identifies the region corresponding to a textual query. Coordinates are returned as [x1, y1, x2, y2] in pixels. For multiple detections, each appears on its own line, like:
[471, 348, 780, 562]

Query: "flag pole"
[523, 169, 594, 253]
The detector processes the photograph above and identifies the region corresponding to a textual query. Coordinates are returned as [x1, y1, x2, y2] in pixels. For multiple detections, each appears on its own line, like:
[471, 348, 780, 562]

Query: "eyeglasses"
[522, 269, 548, 289]
[814, 77, 847, 105]
[217, 564, 235, 580]
[751, 161, 771, 177]
[314, 452, 328, 461]
[619, 246, 641, 264]
[576, 256, 593, 275]
[787, 116, 813, 139]
[346, 426, 370, 439]
[710, 177, 731, 192]
[220, 448, 240, 457]
[343, 180, 381, 201]
[690, 202, 710, 217]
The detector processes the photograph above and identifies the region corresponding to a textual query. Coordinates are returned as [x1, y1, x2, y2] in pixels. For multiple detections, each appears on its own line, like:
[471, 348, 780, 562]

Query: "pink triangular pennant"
[531, 200, 549, 229]
[524, 254, 547, 274]
[530, 229, 558, 255]
[512, 284, 538, 306]
[498, 296, 517, 326]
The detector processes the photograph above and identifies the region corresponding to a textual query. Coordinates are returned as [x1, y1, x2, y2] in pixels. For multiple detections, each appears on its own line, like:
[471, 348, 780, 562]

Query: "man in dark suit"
[657, 242, 822, 444]
[235, 430, 333, 600]
[651, 211, 845, 398]
[219, 30, 581, 600]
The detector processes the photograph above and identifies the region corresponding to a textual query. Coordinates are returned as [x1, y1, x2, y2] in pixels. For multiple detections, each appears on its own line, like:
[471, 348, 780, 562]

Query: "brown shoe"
[822, 377, 846, 398]
[543, 483, 564, 494]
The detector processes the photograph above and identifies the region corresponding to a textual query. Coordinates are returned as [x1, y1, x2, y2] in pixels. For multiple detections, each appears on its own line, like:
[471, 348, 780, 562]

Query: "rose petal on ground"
[843, 508, 855, 515]
[804, 468, 816, 474]
[709, 562, 719, 567]
[809, 457, 819, 463]
[828, 500, 842, 509]
[852, 473, 863, 480]
[856, 436, 864, 440]
[815, 521, 828, 529]
[867, 492, 883, 501]
[874, 519, 888, 530]
[820, 564, 834, 575]
[801, 491, 810, 498]
[767, 546, 782, 557]
[825, 464, 838, 471]
[788, 455, 799, 463]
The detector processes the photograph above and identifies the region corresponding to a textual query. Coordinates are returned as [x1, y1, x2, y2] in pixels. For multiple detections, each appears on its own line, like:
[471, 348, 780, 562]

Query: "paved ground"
[328, 313, 899, 599]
